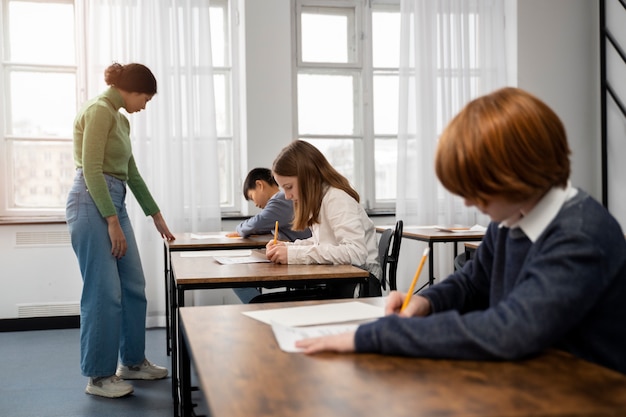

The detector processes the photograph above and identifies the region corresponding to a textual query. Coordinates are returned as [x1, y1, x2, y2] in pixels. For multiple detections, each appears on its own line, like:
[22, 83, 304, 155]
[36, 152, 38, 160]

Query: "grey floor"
[0, 327, 175, 417]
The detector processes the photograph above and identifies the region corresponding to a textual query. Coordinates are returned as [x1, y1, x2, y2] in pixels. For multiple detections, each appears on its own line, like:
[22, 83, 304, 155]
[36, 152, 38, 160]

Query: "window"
[0, 0, 239, 218]
[294, 0, 400, 211]
[0, 0, 77, 217]
[209, 0, 239, 210]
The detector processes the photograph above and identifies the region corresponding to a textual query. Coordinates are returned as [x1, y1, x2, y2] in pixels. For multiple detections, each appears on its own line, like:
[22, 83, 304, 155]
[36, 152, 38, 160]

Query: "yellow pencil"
[273, 221, 279, 245]
[401, 248, 430, 312]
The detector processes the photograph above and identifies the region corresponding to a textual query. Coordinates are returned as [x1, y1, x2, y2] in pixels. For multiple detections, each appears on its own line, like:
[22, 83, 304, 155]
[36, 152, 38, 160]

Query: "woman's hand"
[265, 240, 288, 264]
[295, 331, 356, 354]
[152, 212, 175, 241]
[225, 231, 241, 238]
[106, 215, 127, 259]
[385, 291, 432, 317]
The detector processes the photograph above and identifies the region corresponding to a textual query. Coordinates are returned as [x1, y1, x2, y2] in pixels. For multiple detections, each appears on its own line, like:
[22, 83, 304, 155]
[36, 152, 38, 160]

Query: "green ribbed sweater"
[73, 87, 159, 218]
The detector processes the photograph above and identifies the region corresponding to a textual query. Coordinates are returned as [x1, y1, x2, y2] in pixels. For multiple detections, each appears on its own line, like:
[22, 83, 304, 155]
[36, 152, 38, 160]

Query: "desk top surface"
[376, 225, 484, 242]
[180, 299, 626, 417]
[165, 233, 272, 250]
[171, 251, 369, 285]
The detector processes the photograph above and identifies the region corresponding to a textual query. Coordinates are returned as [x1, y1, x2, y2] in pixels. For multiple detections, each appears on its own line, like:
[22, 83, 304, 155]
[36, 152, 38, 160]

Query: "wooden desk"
[163, 233, 271, 355]
[170, 253, 370, 417]
[180, 299, 626, 417]
[377, 226, 484, 289]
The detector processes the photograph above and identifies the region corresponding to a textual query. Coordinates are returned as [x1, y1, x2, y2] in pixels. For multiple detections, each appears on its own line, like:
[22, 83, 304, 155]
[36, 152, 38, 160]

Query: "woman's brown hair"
[435, 87, 571, 206]
[104, 62, 157, 95]
[272, 140, 359, 230]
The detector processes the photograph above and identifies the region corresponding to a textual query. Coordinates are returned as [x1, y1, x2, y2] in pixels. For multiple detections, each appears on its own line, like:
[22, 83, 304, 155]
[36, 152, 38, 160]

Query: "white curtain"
[397, 0, 508, 281]
[84, 0, 221, 325]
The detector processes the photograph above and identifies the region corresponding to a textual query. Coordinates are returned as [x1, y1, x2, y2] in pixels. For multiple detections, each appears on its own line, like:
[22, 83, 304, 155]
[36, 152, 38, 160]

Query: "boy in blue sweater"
[296, 87, 626, 375]
[228, 167, 311, 302]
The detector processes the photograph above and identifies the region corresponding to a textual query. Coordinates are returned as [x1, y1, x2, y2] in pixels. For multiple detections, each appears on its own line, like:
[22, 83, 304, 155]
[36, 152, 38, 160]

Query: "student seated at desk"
[296, 87, 626, 375]
[226, 167, 311, 241]
[266, 140, 382, 297]
[227, 167, 311, 303]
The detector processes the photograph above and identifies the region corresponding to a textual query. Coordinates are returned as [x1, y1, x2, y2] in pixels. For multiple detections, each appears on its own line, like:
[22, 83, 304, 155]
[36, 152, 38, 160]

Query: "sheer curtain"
[84, 0, 221, 326]
[396, 0, 508, 281]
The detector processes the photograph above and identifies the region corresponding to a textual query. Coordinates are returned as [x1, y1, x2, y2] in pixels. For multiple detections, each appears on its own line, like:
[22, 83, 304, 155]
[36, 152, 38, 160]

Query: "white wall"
[0, 0, 604, 320]
[517, 0, 601, 201]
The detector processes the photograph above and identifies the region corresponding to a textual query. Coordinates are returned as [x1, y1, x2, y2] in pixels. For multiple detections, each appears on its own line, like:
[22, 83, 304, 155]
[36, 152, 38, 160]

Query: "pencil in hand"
[273, 221, 279, 245]
[400, 248, 430, 312]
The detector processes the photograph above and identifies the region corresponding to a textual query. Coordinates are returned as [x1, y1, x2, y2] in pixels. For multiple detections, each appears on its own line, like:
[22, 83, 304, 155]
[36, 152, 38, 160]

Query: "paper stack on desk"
[242, 301, 385, 352]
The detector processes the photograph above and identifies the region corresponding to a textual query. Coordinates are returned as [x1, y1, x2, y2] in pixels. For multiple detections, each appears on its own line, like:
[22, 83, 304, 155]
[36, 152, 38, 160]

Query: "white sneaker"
[116, 358, 168, 380]
[86, 375, 134, 398]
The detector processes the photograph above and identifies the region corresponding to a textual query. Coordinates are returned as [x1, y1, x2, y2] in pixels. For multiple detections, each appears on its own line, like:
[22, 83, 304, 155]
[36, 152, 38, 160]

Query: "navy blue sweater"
[356, 190, 626, 374]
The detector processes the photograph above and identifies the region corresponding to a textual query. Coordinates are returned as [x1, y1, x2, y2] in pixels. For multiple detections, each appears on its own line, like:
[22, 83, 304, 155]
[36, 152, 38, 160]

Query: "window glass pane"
[8, 1, 75, 65]
[218, 139, 233, 205]
[302, 138, 356, 188]
[298, 73, 356, 135]
[375, 138, 397, 200]
[301, 7, 355, 64]
[10, 72, 76, 137]
[11, 141, 74, 208]
[372, 8, 400, 68]
[210, 3, 227, 67]
[373, 73, 398, 135]
[213, 72, 231, 137]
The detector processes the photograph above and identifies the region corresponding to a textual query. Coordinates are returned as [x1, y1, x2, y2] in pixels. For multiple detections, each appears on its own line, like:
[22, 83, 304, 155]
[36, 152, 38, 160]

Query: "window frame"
[0, 0, 80, 219]
[0, 0, 242, 220]
[293, 0, 400, 212]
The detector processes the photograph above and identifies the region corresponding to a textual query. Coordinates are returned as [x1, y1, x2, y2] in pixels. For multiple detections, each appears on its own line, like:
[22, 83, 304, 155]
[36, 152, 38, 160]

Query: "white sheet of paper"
[213, 255, 270, 264]
[180, 250, 252, 258]
[435, 224, 487, 233]
[190, 232, 240, 240]
[271, 321, 360, 352]
[242, 301, 384, 327]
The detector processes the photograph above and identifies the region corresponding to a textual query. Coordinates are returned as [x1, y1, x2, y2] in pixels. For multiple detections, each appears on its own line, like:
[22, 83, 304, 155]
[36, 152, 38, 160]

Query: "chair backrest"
[388, 220, 403, 291]
[379, 220, 403, 291]
[378, 228, 393, 291]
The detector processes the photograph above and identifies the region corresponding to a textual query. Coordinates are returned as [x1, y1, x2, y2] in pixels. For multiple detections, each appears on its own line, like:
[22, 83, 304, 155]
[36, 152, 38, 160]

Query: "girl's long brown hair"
[272, 140, 359, 230]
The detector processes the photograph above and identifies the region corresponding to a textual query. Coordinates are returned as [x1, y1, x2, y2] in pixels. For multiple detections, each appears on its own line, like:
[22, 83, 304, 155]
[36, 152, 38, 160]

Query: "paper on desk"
[213, 255, 270, 264]
[271, 321, 360, 352]
[242, 301, 384, 327]
[190, 232, 241, 239]
[435, 224, 487, 233]
[180, 250, 252, 258]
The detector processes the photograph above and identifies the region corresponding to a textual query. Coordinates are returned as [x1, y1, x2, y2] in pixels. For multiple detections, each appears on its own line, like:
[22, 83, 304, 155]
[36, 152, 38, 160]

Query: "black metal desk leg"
[428, 242, 435, 286]
[164, 243, 171, 356]
[172, 282, 180, 416]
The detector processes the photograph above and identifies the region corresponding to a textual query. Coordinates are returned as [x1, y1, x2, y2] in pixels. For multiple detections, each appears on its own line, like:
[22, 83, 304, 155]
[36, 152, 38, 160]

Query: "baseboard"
[0, 315, 80, 332]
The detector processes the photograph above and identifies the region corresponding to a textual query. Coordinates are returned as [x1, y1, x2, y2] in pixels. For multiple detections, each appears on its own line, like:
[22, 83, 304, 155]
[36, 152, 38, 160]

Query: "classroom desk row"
[375, 226, 485, 288]
[180, 298, 626, 417]
[165, 235, 372, 417]
[165, 227, 486, 357]
[163, 233, 273, 355]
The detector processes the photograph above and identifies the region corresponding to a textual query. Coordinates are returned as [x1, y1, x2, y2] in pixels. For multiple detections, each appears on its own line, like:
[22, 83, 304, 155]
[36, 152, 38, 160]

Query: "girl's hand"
[295, 331, 356, 354]
[266, 241, 288, 264]
[385, 291, 432, 317]
[106, 215, 127, 259]
[225, 231, 241, 237]
[152, 212, 175, 241]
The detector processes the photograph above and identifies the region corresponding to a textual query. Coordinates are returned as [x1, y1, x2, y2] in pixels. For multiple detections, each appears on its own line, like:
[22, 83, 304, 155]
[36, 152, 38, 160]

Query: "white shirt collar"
[506, 181, 577, 242]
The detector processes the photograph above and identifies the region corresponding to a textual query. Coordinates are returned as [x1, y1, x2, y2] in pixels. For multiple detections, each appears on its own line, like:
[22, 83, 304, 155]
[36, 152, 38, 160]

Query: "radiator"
[17, 302, 80, 318]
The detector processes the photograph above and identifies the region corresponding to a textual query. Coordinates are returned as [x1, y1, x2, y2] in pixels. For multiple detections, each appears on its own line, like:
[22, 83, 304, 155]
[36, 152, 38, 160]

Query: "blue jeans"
[66, 170, 147, 377]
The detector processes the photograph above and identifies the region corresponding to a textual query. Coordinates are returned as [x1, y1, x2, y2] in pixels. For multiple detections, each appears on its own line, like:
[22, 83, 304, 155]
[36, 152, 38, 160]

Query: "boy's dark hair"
[242, 168, 278, 200]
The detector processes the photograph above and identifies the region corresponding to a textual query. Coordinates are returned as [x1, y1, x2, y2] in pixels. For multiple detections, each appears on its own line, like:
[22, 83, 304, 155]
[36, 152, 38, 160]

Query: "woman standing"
[66, 63, 175, 398]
